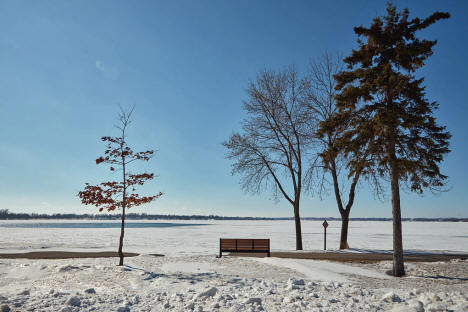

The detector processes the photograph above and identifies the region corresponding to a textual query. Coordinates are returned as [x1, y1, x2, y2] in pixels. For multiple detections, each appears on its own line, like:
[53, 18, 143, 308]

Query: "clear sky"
[1, 0, 467, 218]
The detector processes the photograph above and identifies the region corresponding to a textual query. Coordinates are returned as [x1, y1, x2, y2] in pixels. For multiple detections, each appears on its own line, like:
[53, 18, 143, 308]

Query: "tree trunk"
[293, 201, 303, 250]
[339, 210, 350, 249]
[329, 158, 353, 250]
[118, 206, 125, 266]
[390, 148, 405, 276]
[119, 140, 127, 266]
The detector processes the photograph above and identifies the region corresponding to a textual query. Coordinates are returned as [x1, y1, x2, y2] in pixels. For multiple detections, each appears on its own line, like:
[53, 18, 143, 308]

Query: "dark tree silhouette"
[78, 108, 162, 266]
[332, 4, 450, 276]
[223, 68, 317, 250]
[311, 52, 375, 249]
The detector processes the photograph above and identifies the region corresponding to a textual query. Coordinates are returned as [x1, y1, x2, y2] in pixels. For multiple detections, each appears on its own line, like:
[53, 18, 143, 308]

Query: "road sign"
[322, 220, 328, 229]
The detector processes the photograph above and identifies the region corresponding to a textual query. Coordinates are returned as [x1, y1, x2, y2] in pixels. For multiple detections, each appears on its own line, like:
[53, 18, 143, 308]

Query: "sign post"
[322, 220, 328, 250]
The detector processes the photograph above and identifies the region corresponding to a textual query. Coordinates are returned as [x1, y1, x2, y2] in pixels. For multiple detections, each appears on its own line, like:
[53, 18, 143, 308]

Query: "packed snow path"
[254, 257, 390, 282]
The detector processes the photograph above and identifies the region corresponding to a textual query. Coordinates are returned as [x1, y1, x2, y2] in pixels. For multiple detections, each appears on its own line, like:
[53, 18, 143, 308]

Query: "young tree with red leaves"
[78, 108, 162, 266]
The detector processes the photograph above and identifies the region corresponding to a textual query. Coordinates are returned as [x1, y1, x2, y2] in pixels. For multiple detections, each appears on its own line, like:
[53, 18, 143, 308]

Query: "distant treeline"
[0, 209, 466, 222]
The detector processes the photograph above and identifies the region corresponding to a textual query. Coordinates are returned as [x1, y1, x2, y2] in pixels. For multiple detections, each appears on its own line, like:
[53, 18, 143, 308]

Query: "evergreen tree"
[333, 4, 451, 276]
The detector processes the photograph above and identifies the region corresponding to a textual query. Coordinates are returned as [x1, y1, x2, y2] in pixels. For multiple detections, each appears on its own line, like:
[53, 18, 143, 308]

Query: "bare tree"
[309, 52, 372, 249]
[223, 68, 317, 250]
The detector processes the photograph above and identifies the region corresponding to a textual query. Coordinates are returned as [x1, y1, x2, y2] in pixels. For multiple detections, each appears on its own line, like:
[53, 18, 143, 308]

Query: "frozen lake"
[0, 219, 466, 255]
[0, 222, 205, 229]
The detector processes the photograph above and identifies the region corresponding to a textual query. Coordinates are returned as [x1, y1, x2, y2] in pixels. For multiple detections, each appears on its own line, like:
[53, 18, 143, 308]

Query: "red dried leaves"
[78, 134, 161, 212]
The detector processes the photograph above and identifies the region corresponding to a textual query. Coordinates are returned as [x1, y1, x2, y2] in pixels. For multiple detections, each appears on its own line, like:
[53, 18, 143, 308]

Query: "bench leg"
[219, 250, 222, 258]
[267, 251, 270, 257]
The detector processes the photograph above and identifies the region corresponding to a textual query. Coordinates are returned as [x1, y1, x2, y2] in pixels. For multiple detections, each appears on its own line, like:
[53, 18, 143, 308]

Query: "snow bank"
[0, 255, 466, 312]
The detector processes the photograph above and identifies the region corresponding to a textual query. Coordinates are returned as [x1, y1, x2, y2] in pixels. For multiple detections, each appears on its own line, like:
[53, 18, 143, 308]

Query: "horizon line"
[0, 211, 466, 221]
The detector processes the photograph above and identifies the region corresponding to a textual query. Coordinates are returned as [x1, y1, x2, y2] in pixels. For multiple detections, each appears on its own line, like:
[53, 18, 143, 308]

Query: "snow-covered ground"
[0, 220, 467, 311]
[0, 220, 467, 254]
[0, 255, 467, 311]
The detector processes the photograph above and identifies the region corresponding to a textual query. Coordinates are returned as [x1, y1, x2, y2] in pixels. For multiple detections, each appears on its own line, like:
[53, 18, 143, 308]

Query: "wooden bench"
[219, 238, 270, 257]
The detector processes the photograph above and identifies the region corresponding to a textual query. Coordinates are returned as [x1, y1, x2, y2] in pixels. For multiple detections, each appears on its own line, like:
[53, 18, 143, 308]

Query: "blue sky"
[0, 0, 467, 218]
